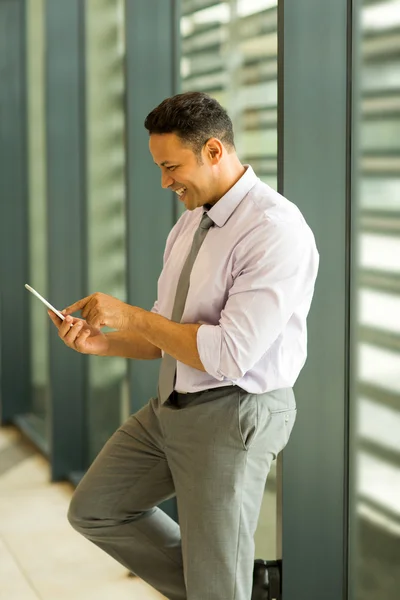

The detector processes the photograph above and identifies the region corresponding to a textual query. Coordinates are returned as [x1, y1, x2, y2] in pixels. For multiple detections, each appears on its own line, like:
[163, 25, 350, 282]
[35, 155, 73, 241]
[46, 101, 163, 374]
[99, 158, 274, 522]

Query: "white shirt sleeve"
[197, 219, 319, 380]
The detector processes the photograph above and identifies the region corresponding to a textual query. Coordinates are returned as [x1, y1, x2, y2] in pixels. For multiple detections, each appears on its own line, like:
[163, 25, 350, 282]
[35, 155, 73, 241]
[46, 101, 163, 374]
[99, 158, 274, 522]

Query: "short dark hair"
[144, 91, 235, 156]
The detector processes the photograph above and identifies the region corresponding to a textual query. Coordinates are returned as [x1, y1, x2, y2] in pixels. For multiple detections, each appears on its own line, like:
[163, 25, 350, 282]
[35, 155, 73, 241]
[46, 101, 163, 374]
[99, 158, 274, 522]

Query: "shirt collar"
[204, 165, 258, 228]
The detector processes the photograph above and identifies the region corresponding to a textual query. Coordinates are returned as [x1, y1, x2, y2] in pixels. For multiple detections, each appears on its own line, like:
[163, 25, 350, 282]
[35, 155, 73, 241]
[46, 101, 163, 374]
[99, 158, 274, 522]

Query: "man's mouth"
[175, 186, 187, 199]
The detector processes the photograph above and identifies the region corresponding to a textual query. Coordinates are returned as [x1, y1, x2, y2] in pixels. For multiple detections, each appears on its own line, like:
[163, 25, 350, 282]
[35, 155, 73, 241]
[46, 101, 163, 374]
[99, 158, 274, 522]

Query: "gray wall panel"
[46, 0, 87, 479]
[125, 0, 178, 521]
[125, 0, 176, 413]
[279, 1, 350, 598]
[0, 0, 30, 423]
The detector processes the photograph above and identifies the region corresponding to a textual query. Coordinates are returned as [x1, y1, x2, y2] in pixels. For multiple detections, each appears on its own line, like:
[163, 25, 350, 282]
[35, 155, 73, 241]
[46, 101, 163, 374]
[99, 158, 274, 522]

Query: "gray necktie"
[158, 212, 214, 403]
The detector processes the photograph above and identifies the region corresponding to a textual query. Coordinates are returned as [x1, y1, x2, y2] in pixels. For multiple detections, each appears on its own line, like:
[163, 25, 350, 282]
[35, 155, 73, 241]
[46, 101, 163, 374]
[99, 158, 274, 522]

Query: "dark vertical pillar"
[0, 0, 30, 424]
[124, 0, 178, 519]
[278, 1, 351, 598]
[125, 0, 176, 414]
[46, 0, 88, 480]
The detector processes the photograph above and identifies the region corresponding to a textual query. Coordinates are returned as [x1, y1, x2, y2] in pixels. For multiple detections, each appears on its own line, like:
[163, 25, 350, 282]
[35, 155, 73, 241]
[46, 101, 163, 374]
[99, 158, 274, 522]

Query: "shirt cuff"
[196, 324, 225, 381]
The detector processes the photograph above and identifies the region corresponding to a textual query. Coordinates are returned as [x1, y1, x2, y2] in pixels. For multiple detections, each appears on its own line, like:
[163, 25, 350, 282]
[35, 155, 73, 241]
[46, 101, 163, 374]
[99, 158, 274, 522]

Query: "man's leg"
[68, 397, 187, 600]
[160, 387, 296, 600]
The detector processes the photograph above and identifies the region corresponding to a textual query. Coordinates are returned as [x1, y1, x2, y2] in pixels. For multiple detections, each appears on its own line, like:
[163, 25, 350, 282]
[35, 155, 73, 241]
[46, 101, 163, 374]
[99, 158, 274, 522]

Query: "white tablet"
[25, 284, 66, 321]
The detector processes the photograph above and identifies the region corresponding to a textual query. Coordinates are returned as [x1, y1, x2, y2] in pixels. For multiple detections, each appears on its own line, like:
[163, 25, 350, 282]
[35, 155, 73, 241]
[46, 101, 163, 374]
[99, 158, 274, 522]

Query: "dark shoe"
[251, 559, 281, 600]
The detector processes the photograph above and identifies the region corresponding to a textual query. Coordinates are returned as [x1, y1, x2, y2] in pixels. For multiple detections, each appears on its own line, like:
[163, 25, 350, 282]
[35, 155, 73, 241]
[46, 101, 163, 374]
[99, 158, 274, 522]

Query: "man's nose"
[161, 172, 174, 189]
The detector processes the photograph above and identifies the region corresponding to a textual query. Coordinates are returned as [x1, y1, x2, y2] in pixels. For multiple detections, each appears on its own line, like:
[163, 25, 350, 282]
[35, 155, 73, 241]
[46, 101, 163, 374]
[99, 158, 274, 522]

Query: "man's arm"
[131, 309, 206, 372]
[101, 330, 162, 360]
[195, 221, 319, 381]
[102, 315, 205, 371]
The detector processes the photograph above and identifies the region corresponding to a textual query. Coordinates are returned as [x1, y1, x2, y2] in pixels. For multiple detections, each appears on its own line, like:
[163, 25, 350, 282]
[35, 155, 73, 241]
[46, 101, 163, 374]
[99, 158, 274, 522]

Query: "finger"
[87, 313, 103, 330]
[62, 295, 92, 316]
[47, 311, 74, 330]
[92, 320, 102, 330]
[47, 310, 63, 328]
[75, 329, 91, 351]
[79, 297, 97, 321]
[82, 307, 101, 329]
[63, 320, 84, 345]
[80, 302, 91, 320]
[57, 315, 75, 339]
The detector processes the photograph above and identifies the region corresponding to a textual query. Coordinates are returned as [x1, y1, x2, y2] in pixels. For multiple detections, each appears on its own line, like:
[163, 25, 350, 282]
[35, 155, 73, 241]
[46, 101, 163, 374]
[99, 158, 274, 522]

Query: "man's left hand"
[62, 292, 136, 330]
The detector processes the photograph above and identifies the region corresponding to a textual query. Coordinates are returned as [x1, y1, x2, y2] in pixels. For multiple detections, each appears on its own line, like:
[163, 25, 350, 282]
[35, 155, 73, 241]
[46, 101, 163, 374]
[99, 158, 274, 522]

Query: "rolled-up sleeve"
[150, 300, 159, 315]
[196, 219, 319, 381]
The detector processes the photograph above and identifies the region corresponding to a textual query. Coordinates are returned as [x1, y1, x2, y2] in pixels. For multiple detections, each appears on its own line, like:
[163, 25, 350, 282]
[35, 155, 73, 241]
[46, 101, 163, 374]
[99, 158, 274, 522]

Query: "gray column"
[278, 1, 351, 598]
[0, 0, 30, 424]
[124, 0, 178, 520]
[46, 0, 88, 480]
[125, 0, 177, 413]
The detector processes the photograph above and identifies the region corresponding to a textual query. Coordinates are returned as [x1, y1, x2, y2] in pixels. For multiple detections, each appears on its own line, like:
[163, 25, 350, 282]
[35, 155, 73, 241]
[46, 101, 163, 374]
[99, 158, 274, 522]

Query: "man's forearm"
[130, 308, 206, 372]
[102, 330, 162, 360]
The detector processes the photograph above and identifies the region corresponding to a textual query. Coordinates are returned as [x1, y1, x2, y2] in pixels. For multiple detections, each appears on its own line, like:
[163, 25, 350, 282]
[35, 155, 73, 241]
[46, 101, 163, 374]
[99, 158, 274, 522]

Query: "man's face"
[149, 133, 218, 211]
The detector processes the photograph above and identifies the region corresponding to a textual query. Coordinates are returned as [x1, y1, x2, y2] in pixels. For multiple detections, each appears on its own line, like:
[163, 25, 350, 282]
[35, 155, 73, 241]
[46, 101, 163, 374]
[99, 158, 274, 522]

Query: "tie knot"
[200, 212, 214, 230]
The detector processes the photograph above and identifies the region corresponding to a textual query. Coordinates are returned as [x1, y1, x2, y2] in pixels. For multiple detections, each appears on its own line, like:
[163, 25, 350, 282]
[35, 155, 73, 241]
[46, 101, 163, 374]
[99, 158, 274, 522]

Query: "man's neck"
[210, 161, 246, 206]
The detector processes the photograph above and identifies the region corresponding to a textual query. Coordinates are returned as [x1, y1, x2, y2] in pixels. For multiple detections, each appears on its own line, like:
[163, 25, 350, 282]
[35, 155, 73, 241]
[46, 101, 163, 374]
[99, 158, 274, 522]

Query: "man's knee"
[67, 487, 153, 538]
[67, 486, 116, 537]
[67, 489, 94, 536]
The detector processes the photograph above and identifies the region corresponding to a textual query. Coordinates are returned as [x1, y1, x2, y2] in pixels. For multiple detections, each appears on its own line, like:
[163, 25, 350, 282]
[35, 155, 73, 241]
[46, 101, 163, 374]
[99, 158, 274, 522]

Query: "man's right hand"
[47, 310, 110, 356]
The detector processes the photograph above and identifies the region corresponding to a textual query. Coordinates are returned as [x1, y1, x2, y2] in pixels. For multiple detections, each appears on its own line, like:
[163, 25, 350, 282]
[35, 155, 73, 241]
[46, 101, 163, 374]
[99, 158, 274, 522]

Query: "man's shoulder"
[242, 177, 305, 227]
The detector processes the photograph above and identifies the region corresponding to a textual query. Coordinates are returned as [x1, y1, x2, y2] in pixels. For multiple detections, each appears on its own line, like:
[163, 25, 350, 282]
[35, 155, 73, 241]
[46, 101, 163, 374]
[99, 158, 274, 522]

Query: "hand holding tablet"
[25, 284, 109, 355]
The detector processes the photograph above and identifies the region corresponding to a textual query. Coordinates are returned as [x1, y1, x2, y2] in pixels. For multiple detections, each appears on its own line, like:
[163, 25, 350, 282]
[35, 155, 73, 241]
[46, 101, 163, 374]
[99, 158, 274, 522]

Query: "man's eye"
[167, 166, 177, 172]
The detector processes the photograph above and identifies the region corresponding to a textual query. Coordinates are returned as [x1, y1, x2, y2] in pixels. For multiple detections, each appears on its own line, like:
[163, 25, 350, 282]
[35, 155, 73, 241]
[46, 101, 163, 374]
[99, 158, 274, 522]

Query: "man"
[48, 92, 319, 600]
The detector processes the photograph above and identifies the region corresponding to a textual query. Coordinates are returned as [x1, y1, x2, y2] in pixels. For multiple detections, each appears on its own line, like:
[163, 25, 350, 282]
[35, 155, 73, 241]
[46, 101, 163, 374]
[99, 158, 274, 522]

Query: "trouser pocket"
[237, 391, 259, 451]
[267, 407, 297, 459]
[281, 407, 297, 447]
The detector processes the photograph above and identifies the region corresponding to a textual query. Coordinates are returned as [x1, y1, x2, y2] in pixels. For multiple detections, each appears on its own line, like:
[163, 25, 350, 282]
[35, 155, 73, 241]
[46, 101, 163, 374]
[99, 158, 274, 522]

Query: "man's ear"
[205, 138, 223, 163]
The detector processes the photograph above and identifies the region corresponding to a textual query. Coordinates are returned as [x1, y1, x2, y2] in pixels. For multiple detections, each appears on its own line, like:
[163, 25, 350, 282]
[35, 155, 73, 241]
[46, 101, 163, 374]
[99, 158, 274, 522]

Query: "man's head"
[145, 92, 243, 210]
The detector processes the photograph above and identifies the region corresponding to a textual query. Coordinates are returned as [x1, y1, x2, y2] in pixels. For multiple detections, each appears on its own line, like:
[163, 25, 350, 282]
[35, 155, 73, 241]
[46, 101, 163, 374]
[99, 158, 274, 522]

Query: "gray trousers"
[68, 386, 296, 600]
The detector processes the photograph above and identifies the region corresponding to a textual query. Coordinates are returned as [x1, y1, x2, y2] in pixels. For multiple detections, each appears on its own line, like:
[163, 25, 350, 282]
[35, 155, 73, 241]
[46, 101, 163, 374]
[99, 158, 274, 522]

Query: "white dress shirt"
[152, 166, 319, 394]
